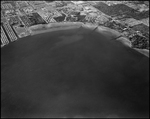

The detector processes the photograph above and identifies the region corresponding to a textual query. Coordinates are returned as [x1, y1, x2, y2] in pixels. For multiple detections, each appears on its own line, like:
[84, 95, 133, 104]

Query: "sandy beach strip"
[29, 22, 149, 57]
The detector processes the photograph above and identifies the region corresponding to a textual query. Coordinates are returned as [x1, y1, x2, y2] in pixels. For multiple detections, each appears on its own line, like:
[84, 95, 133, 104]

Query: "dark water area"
[1, 27, 149, 118]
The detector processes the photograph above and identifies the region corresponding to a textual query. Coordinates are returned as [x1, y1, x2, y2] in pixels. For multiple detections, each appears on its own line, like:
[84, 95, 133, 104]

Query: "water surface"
[1, 27, 149, 118]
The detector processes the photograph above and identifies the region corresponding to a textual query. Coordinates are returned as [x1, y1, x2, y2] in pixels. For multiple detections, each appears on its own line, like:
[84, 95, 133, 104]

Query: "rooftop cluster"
[1, 1, 149, 49]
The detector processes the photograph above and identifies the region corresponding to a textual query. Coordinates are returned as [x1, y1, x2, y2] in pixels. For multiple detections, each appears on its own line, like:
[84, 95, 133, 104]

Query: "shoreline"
[29, 22, 149, 57]
[29, 22, 84, 35]
[3, 22, 149, 57]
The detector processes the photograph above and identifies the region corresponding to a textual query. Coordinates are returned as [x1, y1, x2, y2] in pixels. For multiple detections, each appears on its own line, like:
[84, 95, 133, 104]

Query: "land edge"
[27, 22, 149, 58]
